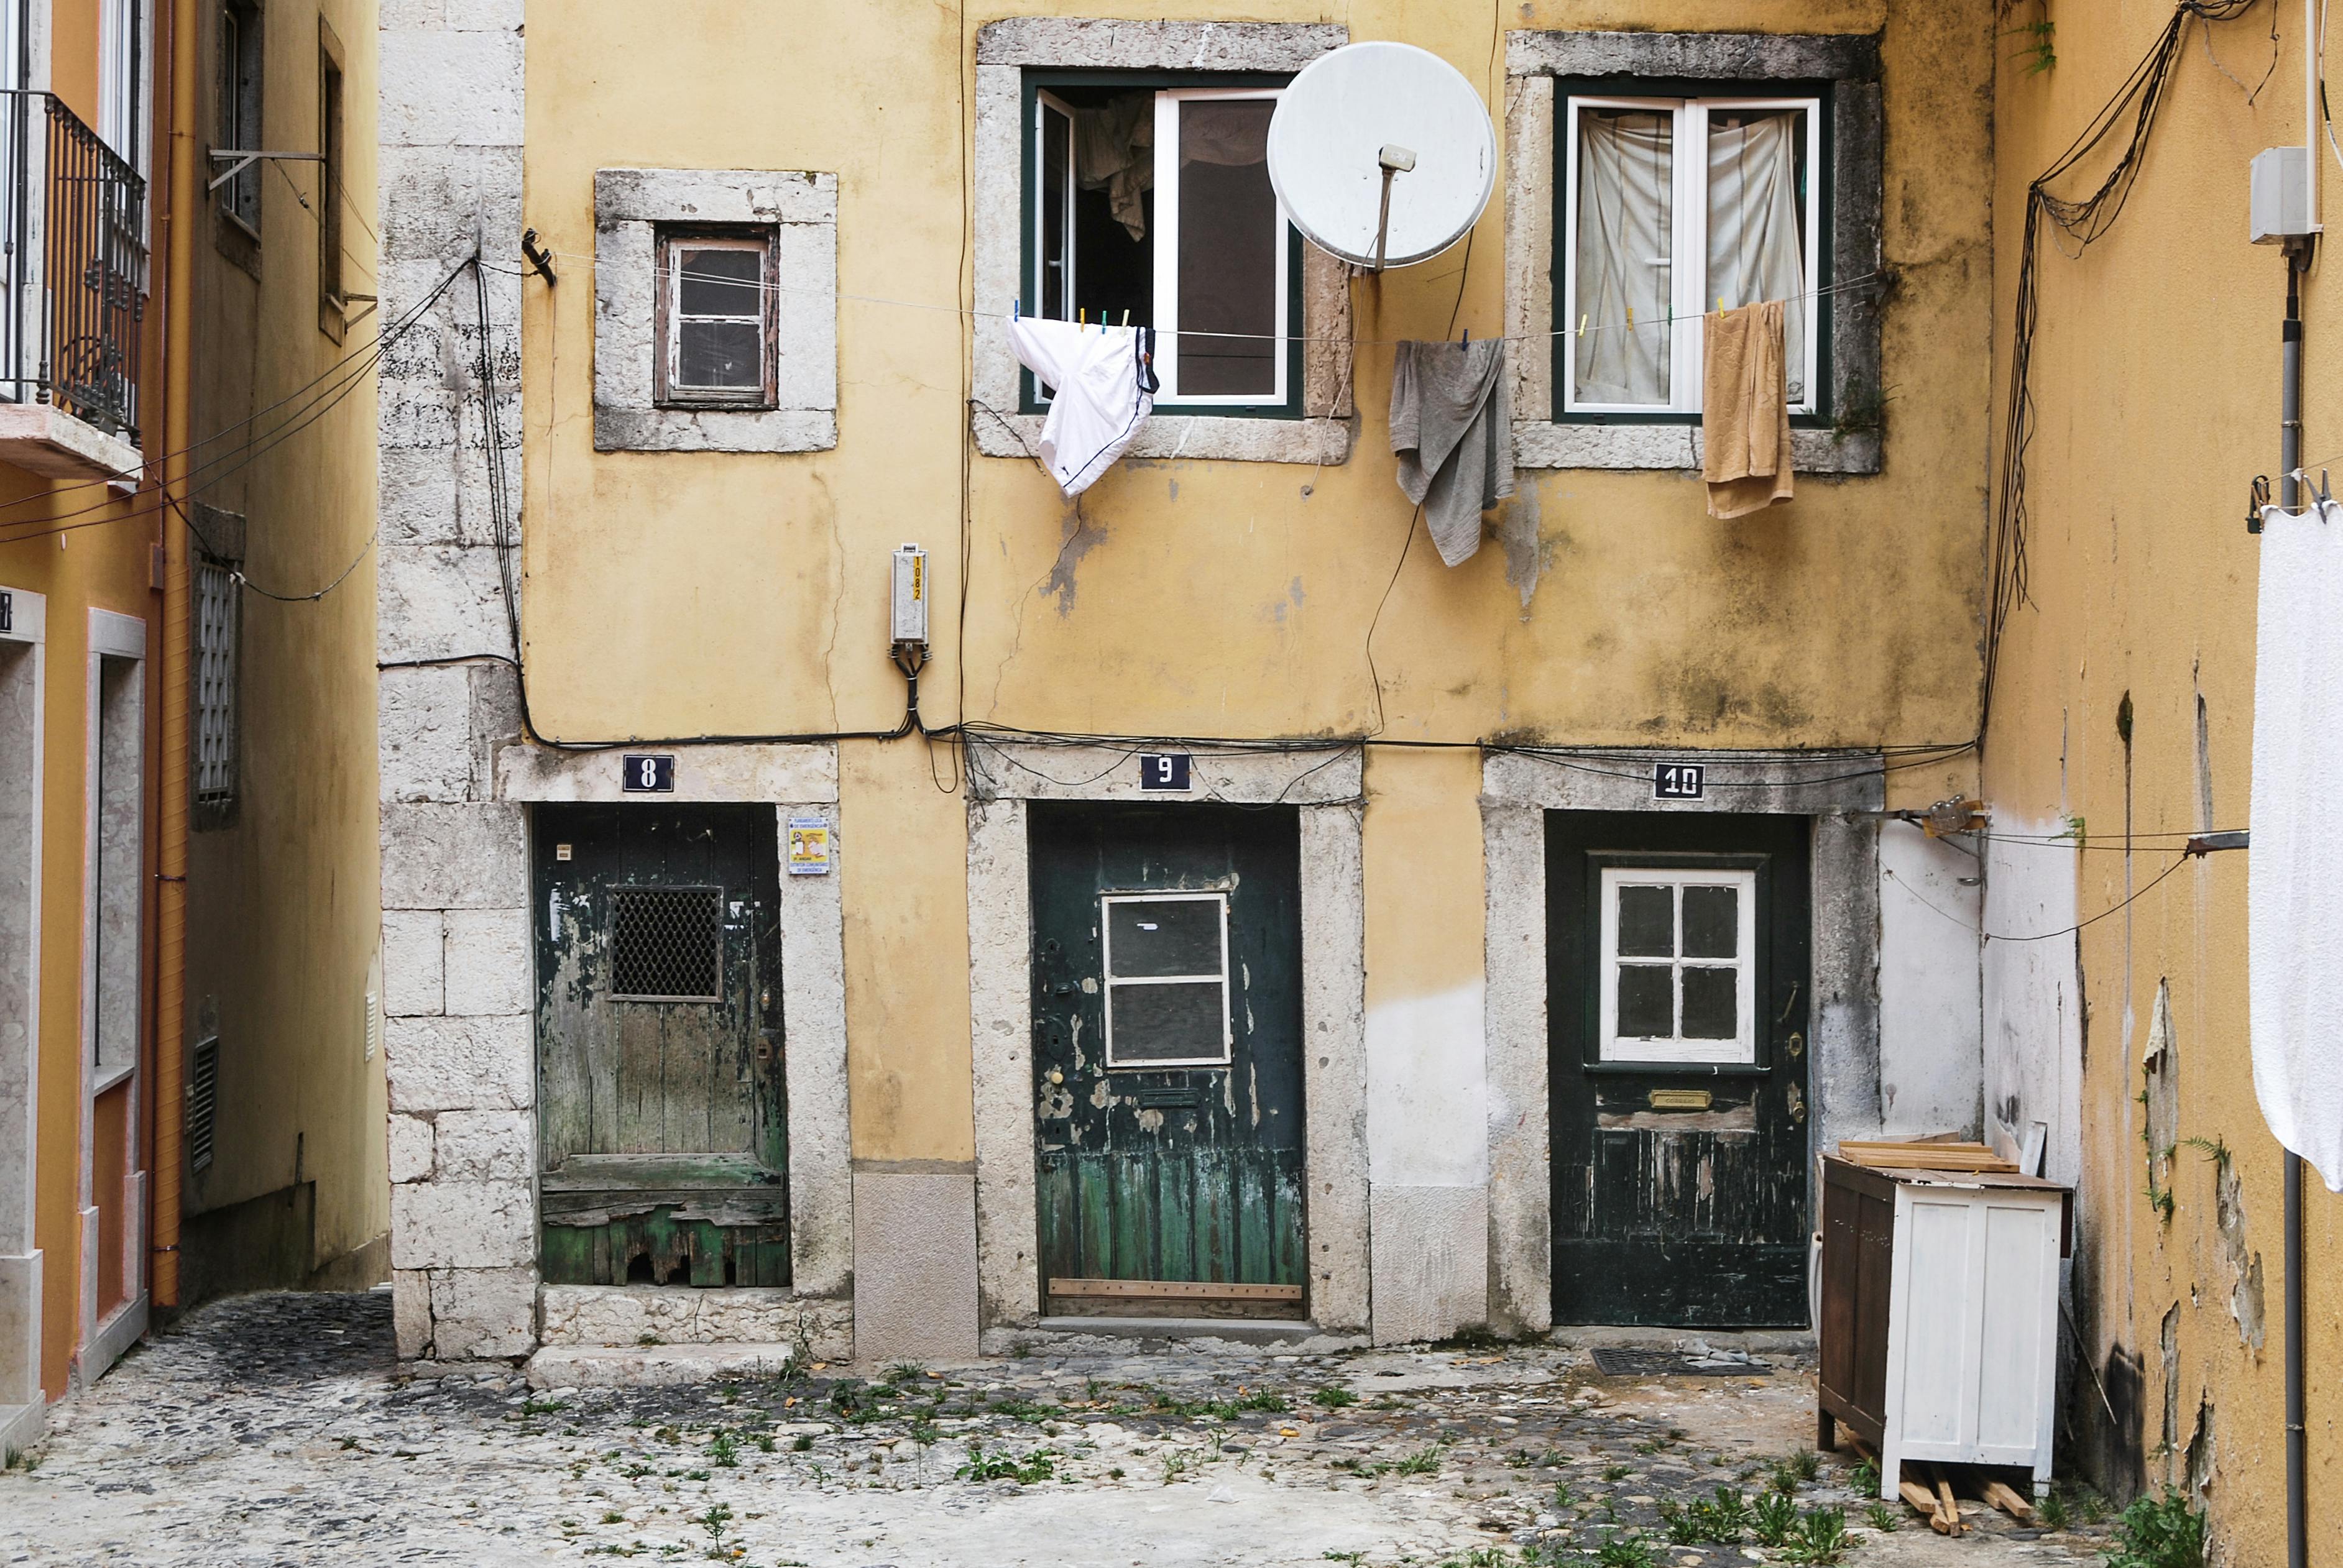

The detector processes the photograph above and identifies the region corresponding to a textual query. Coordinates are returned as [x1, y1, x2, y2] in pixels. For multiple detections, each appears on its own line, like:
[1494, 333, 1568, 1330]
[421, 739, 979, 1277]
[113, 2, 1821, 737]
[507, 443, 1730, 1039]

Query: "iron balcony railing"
[0, 89, 148, 445]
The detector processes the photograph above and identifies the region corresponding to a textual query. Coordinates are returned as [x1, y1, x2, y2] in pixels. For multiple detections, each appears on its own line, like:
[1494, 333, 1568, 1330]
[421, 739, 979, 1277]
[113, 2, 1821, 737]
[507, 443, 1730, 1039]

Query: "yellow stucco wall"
[178, 0, 387, 1282]
[1986, 0, 2339, 1548]
[518, 0, 1999, 1170]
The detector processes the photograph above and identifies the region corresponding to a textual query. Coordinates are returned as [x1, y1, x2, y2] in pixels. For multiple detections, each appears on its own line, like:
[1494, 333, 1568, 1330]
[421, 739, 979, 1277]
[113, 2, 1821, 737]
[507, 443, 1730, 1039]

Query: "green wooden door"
[533, 803, 789, 1288]
[1547, 811, 1812, 1326]
[1029, 802, 1305, 1318]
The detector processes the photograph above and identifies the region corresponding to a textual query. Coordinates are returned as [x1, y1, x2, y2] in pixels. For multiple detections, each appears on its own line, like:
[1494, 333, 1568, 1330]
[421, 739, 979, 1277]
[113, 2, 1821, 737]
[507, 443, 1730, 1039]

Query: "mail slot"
[1648, 1088, 1715, 1112]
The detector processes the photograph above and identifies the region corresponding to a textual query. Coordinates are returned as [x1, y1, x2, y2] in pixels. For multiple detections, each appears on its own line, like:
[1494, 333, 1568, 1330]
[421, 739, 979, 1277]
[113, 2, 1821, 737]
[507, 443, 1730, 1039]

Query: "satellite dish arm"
[1373, 144, 1415, 273]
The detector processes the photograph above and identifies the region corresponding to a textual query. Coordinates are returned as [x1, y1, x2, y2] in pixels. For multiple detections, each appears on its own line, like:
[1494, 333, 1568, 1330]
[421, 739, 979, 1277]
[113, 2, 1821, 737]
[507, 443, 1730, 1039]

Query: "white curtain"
[1706, 112, 1807, 401]
[1572, 111, 1673, 406]
[1075, 93, 1154, 242]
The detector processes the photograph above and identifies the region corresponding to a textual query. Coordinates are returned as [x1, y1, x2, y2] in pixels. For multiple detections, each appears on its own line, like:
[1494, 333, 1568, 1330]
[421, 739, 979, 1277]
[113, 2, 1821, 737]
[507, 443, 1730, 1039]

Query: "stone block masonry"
[377, 0, 535, 1365]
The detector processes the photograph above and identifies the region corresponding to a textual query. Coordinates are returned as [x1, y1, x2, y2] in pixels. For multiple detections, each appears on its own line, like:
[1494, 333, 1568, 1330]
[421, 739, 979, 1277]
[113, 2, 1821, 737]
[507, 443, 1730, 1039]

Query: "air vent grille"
[188, 1036, 221, 1173]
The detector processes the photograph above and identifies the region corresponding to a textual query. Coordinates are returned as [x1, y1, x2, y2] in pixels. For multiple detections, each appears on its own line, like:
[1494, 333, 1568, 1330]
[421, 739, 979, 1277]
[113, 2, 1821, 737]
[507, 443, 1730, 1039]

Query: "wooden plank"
[1038, 1155, 1078, 1283]
[1235, 1152, 1273, 1283]
[1271, 1155, 1305, 1285]
[1114, 1154, 1159, 1280]
[615, 1004, 666, 1154]
[1838, 1140, 2016, 1173]
[1899, 1480, 1944, 1529]
[1047, 1277, 1303, 1302]
[1934, 1475, 1963, 1536]
[1077, 1154, 1113, 1281]
[1158, 1152, 1197, 1281]
[1982, 1480, 2037, 1522]
[543, 1152, 775, 1191]
[1197, 1152, 1236, 1283]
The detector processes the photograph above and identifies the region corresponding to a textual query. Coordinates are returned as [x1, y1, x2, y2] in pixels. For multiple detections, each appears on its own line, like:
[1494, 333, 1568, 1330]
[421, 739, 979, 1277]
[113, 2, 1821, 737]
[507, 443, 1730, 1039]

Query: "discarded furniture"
[1815, 1148, 2071, 1499]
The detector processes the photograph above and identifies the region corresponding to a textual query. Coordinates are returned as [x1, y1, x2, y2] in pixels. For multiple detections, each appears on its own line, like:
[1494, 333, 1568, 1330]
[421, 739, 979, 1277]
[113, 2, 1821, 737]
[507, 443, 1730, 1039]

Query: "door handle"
[1785, 1031, 1805, 1058]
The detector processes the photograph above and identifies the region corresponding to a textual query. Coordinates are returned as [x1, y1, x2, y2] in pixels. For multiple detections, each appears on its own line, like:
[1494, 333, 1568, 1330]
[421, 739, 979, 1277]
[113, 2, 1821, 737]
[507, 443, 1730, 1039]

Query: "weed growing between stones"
[1593, 1531, 1657, 1568]
[1752, 1488, 1800, 1544]
[1312, 1385, 1357, 1408]
[1849, 1457, 1880, 1496]
[697, 1502, 732, 1558]
[1864, 1502, 1899, 1533]
[957, 1442, 1058, 1484]
[707, 1431, 738, 1468]
[1782, 1505, 1851, 1565]
[789, 1434, 812, 1452]
[2105, 1489, 2206, 1568]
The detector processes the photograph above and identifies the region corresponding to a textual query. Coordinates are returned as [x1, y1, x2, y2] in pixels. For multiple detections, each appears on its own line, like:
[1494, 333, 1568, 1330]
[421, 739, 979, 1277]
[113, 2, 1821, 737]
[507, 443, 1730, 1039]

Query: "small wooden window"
[1100, 891, 1231, 1069]
[187, 1035, 220, 1172]
[656, 231, 778, 408]
[1598, 866, 1757, 1065]
[216, 1, 262, 231]
[193, 556, 237, 805]
[317, 38, 344, 315]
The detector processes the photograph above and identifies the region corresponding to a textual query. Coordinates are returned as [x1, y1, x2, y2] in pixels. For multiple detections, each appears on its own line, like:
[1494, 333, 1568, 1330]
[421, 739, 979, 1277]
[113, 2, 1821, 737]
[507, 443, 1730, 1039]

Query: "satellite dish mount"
[1372, 144, 1417, 273]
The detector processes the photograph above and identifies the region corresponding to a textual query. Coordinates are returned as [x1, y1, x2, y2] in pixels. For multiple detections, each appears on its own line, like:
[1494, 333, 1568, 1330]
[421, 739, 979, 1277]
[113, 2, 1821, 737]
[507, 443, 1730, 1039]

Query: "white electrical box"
[890, 543, 928, 645]
[2252, 146, 2316, 244]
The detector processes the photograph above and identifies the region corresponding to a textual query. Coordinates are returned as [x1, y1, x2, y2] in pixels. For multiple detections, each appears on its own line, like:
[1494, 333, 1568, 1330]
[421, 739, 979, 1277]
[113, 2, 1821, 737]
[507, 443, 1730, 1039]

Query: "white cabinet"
[1816, 1155, 2071, 1499]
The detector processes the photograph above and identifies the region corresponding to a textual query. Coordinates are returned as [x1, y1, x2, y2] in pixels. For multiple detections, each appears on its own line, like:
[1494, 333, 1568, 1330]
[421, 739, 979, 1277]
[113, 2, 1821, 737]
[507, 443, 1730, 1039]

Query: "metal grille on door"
[609, 886, 724, 1000]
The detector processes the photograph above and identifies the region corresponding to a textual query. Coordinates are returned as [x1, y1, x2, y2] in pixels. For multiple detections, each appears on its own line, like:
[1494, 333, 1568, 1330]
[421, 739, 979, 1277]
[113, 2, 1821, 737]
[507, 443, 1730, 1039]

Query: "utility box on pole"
[2252, 147, 2316, 244]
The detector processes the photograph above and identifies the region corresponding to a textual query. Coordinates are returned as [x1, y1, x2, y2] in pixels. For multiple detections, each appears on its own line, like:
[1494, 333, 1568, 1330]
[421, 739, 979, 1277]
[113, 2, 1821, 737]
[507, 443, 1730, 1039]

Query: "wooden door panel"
[1029, 804, 1304, 1314]
[534, 804, 787, 1288]
[1548, 811, 1812, 1327]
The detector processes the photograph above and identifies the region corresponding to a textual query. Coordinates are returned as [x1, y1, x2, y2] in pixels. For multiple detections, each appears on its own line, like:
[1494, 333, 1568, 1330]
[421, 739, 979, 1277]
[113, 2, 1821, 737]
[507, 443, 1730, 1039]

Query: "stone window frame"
[972, 19, 1355, 469]
[1476, 750, 1882, 1337]
[592, 168, 837, 454]
[963, 741, 1368, 1346]
[1504, 31, 1884, 475]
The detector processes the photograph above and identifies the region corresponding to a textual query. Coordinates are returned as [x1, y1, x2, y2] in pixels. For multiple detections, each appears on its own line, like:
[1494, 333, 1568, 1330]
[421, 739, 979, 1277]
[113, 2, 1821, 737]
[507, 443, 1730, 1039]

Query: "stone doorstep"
[1017, 1318, 1366, 1351]
[527, 1343, 801, 1389]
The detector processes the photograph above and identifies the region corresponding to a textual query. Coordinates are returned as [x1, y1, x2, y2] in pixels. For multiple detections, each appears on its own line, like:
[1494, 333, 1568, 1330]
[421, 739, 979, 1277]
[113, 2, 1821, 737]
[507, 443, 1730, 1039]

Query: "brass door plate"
[1648, 1088, 1715, 1112]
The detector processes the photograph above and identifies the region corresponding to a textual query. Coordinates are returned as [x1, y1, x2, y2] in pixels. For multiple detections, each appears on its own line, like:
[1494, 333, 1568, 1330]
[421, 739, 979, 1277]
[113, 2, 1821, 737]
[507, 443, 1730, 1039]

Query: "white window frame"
[99, 0, 147, 178]
[1560, 94, 1821, 418]
[1099, 889, 1233, 1070]
[1597, 866, 1757, 1066]
[1033, 89, 1077, 326]
[660, 232, 773, 406]
[1026, 85, 1290, 408]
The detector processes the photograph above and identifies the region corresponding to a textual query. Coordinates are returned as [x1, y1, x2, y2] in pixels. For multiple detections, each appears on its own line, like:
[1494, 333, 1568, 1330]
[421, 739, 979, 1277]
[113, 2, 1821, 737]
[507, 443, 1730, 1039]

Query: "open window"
[216, 1, 261, 232]
[1597, 866, 1757, 1065]
[1027, 81, 1293, 411]
[1561, 91, 1822, 418]
[655, 230, 778, 409]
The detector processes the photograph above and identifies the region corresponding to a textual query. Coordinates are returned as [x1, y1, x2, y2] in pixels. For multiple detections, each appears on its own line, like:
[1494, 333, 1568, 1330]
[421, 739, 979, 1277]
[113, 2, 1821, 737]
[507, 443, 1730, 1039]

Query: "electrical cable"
[1987, 0, 2263, 740]
[1883, 852, 2193, 942]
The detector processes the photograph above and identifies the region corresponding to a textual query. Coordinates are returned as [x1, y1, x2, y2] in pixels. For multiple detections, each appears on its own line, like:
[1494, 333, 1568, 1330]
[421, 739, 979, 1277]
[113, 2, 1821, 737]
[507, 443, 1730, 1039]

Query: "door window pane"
[1175, 97, 1277, 397]
[1616, 883, 1675, 957]
[1681, 884, 1739, 958]
[1616, 964, 1674, 1039]
[1680, 966, 1738, 1039]
[1106, 897, 1223, 978]
[1108, 979, 1227, 1064]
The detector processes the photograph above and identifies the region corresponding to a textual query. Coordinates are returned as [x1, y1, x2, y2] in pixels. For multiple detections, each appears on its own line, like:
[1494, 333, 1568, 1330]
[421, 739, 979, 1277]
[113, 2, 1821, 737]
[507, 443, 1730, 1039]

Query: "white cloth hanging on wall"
[1573, 111, 1673, 406]
[1705, 114, 1808, 402]
[1007, 316, 1158, 498]
[2249, 497, 2343, 1191]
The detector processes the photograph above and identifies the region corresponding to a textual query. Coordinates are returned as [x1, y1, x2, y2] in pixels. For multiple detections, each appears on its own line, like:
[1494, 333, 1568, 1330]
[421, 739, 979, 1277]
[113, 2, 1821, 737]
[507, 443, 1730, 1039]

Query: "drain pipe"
[2278, 239, 2309, 1568]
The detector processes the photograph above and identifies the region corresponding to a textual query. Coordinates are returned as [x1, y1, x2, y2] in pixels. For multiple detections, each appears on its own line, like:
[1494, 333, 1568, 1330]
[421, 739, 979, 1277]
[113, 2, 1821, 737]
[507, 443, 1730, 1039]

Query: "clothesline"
[520, 243, 1885, 347]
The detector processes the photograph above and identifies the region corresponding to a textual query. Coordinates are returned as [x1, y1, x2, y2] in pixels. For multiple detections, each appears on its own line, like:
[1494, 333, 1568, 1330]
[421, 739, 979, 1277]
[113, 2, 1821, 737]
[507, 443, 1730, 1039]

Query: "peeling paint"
[1499, 484, 1542, 611]
[2213, 1155, 2266, 1351]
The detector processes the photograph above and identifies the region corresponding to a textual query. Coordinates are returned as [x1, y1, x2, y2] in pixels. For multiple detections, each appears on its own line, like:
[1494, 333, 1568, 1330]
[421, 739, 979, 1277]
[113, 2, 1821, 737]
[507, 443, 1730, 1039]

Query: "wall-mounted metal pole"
[2278, 242, 2309, 1568]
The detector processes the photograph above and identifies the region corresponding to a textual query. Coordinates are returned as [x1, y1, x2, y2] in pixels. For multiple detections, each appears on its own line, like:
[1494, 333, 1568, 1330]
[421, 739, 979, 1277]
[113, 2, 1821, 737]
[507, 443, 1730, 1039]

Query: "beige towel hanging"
[1701, 300, 1794, 520]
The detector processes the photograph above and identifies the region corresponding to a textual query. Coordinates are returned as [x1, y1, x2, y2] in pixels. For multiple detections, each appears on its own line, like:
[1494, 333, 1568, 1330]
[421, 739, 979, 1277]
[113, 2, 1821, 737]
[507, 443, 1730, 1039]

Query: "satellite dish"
[1267, 41, 1496, 271]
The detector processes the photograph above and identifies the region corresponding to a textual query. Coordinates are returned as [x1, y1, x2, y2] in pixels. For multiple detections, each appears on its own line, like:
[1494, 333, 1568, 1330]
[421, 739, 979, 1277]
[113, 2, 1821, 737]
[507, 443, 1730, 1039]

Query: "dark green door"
[1547, 811, 1811, 1326]
[1029, 802, 1306, 1318]
[533, 803, 789, 1288]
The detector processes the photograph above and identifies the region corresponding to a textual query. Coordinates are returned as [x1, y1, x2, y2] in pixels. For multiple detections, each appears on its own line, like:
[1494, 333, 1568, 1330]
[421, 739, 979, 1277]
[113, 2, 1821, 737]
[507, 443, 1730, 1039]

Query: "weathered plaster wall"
[179, 0, 390, 1304]
[1984, 0, 2342, 1541]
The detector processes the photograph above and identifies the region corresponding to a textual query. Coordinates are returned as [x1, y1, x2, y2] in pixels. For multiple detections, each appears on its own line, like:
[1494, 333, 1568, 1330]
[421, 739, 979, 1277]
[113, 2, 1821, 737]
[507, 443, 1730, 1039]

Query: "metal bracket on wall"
[206, 149, 322, 193]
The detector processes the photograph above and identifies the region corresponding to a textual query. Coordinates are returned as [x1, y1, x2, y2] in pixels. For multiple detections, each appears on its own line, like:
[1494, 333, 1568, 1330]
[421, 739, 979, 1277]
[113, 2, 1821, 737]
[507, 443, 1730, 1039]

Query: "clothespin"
[1716, 296, 1726, 318]
[2321, 469, 2334, 508]
[1461, 328, 1470, 346]
[1121, 309, 1130, 327]
[1626, 305, 1635, 331]
[1577, 313, 1588, 339]
[1079, 307, 1086, 330]
[1012, 298, 1021, 321]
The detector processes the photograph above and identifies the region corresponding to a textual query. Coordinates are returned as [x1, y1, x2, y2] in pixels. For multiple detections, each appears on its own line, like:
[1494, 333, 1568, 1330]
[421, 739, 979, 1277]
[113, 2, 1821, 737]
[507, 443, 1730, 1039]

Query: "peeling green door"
[1547, 811, 1811, 1326]
[533, 804, 788, 1288]
[1029, 803, 1305, 1318]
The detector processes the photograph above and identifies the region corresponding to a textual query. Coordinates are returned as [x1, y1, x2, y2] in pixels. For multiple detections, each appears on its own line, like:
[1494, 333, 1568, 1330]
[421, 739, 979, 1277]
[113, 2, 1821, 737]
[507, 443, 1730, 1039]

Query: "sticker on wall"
[787, 816, 832, 876]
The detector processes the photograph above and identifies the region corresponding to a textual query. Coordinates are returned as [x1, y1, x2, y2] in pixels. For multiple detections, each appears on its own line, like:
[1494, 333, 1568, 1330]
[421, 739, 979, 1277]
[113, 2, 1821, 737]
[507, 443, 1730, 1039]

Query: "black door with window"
[533, 804, 788, 1288]
[1547, 811, 1811, 1326]
[1028, 802, 1306, 1318]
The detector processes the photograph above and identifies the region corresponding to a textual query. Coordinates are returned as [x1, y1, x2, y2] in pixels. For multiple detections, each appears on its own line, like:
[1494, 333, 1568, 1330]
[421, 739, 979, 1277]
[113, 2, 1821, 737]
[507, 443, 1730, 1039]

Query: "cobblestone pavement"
[0, 1291, 2119, 1567]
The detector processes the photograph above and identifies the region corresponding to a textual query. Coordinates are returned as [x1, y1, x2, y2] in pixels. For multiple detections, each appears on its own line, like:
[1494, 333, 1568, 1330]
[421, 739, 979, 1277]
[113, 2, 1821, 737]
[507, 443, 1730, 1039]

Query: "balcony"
[0, 91, 146, 482]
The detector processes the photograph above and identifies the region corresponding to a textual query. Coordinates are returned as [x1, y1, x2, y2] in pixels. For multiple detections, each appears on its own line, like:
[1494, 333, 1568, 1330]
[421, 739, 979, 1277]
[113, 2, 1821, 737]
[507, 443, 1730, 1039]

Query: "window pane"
[1616, 884, 1675, 958]
[1176, 98, 1277, 397]
[1040, 101, 1072, 322]
[677, 319, 762, 389]
[1616, 963, 1673, 1038]
[1110, 979, 1228, 1065]
[1574, 107, 1673, 406]
[1681, 884, 1739, 959]
[1107, 898, 1222, 979]
[679, 248, 763, 318]
[1705, 108, 1807, 400]
[1681, 966, 1739, 1040]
